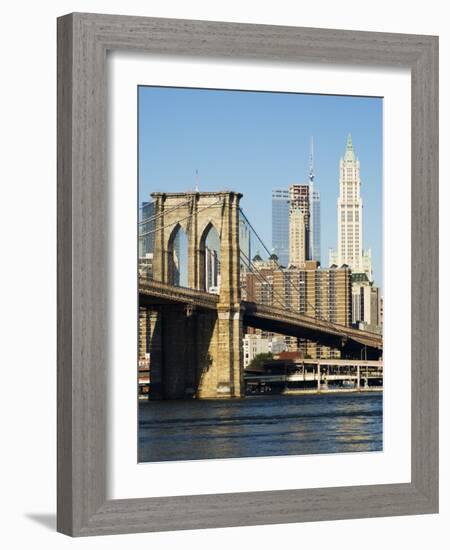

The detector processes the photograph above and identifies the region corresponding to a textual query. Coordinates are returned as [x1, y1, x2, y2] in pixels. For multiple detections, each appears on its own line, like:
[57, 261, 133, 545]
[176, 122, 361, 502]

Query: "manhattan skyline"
[138, 86, 382, 287]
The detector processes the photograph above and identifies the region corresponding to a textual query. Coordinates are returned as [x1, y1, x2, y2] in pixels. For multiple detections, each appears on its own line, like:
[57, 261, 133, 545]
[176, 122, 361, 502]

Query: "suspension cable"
[240, 250, 293, 313]
[138, 198, 193, 225]
[140, 198, 223, 237]
[240, 259, 288, 313]
[240, 207, 348, 336]
[240, 207, 322, 315]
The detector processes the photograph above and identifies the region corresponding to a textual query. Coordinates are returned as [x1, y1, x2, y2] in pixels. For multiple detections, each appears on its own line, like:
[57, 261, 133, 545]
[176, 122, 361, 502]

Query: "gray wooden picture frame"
[57, 12, 439, 537]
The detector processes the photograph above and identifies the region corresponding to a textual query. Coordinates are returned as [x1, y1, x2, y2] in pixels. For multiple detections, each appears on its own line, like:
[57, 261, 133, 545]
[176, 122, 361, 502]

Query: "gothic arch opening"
[167, 224, 188, 287]
[199, 222, 221, 293]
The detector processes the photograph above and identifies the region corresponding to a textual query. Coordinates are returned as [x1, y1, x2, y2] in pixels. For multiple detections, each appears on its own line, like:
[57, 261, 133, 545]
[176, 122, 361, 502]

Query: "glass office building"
[139, 201, 155, 258]
[310, 188, 321, 264]
[271, 189, 290, 267]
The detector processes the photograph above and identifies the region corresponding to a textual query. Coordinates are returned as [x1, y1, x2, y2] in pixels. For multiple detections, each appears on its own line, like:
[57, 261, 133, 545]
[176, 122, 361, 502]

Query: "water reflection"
[138, 393, 382, 462]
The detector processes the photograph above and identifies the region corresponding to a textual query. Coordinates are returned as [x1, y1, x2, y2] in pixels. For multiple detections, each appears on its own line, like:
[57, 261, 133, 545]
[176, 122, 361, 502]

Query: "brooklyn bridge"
[139, 191, 382, 400]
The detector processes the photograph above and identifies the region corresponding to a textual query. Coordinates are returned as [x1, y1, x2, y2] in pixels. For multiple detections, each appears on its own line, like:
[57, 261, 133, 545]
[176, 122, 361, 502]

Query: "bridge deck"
[139, 279, 382, 351]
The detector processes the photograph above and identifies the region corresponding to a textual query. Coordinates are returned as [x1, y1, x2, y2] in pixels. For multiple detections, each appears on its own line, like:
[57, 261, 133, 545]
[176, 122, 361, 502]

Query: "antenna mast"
[309, 136, 315, 185]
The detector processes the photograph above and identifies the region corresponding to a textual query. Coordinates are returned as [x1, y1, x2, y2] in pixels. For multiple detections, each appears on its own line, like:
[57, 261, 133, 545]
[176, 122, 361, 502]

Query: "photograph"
[137, 86, 384, 462]
[1, 0, 442, 543]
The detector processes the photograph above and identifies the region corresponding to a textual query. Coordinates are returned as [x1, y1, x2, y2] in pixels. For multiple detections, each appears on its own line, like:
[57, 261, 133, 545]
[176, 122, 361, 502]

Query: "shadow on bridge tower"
[146, 191, 244, 399]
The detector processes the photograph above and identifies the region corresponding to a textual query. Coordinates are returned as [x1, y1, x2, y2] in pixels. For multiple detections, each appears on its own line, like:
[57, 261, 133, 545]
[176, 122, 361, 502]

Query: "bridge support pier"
[197, 305, 244, 398]
[145, 302, 244, 400]
[148, 309, 163, 399]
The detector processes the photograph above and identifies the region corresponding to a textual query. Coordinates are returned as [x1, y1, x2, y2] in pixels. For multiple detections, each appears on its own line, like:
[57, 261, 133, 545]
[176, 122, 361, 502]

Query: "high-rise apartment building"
[329, 135, 372, 280]
[245, 260, 352, 357]
[274, 261, 352, 358]
[271, 189, 290, 266]
[272, 261, 352, 327]
[245, 253, 275, 306]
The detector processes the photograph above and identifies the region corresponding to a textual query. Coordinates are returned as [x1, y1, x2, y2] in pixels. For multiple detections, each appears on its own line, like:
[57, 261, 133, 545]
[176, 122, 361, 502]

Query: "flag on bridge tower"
[195, 169, 200, 192]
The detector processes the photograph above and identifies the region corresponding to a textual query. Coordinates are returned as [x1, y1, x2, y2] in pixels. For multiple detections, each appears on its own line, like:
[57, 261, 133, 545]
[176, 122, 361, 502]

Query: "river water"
[138, 392, 382, 463]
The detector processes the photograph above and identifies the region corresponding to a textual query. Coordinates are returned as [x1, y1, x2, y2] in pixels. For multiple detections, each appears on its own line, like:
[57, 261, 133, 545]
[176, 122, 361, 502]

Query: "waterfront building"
[271, 189, 290, 266]
[242, 334, 287, 368]
[138, 307, 155, 398]
[243, 334, 271, 368]
[138, 254, 153, 281]
[138, 307, 150, 360]
[268, 336, 287, 355]
[329, 135, 373, 281]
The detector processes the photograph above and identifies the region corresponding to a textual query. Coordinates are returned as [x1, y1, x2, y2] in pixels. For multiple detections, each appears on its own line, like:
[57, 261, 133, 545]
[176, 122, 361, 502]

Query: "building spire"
[309, 136, 315, 184]
[344, 134, 355, 161]
[346, 133, 353, 151]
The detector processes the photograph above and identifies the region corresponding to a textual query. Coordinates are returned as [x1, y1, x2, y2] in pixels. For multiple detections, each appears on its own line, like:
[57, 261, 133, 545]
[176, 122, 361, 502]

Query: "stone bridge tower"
[149, 191, 243, 399]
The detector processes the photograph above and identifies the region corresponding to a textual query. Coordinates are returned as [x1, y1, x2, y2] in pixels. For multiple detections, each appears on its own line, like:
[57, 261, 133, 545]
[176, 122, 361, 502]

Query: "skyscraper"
[205, 247, 220, 293]
[271, 189, 290, 266]
[289, 183, 310, 261]
[289, 184, 310, 228]
[289, 207, 307, 268]
[330, 135, 372, 280]
[139, 201, 155, 258]
[351, 272, 381, 332]
[308, 138, 321, 264]
[273, 139, 321, 267]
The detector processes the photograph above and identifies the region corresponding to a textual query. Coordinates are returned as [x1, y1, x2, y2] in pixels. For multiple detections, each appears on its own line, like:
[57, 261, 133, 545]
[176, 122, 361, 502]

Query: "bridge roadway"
[139, 279, 382, 352]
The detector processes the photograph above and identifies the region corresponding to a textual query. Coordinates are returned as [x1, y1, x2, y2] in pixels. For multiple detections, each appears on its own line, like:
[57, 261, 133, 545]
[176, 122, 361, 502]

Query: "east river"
[138, 392, 382, 462]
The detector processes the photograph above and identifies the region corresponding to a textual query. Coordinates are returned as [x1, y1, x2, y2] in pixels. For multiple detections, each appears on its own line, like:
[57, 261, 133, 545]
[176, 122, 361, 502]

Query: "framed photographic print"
[57, 13, 438, 536]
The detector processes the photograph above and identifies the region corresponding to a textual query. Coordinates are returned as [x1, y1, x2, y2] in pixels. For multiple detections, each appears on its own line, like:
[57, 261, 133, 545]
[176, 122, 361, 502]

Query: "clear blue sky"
[138, 86, 383, 288]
